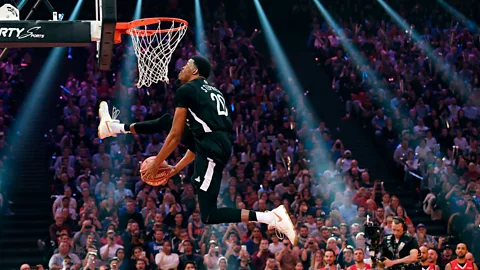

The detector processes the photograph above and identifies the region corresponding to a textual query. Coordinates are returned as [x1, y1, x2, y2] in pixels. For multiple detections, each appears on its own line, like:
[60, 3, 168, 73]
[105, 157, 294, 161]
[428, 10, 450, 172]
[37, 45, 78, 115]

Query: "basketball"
[140, 157, 170, 186]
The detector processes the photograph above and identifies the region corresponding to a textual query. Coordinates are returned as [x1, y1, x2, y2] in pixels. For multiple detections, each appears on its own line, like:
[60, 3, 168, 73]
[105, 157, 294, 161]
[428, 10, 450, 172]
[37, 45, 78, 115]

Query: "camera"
[364, 220, 382, 242]
[363, 216, 383, 268]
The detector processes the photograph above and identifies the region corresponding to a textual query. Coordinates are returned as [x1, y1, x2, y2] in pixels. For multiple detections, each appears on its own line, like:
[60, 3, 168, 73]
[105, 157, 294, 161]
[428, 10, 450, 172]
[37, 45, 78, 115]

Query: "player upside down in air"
[98, 56, 297, 245]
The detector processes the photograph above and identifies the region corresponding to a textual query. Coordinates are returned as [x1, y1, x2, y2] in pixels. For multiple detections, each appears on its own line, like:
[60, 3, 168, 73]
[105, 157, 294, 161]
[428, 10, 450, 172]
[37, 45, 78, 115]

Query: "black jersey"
[174, 78, 233, 136]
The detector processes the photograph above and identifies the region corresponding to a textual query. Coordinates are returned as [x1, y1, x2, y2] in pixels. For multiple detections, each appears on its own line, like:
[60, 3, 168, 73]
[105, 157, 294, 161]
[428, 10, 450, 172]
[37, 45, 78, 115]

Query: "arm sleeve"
[174, 84, 195, 108]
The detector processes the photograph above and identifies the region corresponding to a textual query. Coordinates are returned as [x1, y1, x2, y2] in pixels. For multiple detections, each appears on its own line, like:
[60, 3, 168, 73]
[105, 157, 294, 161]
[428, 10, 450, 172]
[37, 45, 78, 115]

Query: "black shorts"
[191, 131, 231, 196]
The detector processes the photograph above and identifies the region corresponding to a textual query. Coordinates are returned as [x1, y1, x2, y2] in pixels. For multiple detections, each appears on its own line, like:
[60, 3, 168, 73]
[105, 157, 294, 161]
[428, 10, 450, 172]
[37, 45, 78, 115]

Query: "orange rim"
[114, 17, 188, 44]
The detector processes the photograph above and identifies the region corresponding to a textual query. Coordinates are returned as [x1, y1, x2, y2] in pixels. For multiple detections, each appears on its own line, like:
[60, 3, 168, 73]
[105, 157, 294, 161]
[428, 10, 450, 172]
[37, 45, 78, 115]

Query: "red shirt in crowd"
[350, 263, 372, 270]
[450, 259, 475, 270]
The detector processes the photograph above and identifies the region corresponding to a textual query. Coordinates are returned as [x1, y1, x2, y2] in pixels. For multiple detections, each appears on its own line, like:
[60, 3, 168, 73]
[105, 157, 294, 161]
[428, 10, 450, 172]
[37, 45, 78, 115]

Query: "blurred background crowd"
[1, 0, 480, 269]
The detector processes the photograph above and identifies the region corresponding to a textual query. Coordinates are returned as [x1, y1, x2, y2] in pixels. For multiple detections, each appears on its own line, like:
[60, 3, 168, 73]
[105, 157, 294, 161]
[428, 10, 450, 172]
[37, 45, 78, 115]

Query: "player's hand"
[140, 159, 162, 180]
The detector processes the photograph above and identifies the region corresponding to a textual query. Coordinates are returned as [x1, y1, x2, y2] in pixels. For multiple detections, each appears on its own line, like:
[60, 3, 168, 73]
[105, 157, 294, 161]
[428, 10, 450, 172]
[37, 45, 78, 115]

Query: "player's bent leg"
[197, 190, 242, 224]
[194, 149, 297, 245]
[196, 188, 298, 245]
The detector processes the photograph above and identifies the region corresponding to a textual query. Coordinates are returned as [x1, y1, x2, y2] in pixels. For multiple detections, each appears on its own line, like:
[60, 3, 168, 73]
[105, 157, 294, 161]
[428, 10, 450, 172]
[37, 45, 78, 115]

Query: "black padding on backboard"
[0, 21, 91, 47]
[98, 0, 117, 71]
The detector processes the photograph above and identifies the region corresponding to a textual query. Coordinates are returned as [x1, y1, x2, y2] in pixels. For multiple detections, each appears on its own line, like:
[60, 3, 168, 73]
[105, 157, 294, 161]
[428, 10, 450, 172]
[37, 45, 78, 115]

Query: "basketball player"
[348, 248, 371, 270]
[445, 243, 478, 270]
[419, 246, 439, 270]
[97, 56, 297, 245]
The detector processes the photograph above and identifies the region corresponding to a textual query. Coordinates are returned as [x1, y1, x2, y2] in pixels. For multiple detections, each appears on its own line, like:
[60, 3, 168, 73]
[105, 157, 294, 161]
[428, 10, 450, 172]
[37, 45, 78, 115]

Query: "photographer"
[264, 258, 281, 270]
[99, 230, 123, 262]
[379, 217, 419, 270]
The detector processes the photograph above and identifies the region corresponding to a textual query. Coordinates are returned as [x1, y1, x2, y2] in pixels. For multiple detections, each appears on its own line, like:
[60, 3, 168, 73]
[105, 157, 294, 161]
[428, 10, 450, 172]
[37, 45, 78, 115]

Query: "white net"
[128, 19, 188, 88]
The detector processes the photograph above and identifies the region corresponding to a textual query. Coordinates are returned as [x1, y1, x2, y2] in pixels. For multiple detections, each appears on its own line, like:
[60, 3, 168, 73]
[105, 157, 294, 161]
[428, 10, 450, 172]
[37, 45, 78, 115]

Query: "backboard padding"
[0, 21, 91, 48]
[97, 0, 117, 71]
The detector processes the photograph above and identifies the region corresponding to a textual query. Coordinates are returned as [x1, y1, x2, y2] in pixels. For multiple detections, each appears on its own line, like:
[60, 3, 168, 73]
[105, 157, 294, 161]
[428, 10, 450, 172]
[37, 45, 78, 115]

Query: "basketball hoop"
[115, 17, 188, 88]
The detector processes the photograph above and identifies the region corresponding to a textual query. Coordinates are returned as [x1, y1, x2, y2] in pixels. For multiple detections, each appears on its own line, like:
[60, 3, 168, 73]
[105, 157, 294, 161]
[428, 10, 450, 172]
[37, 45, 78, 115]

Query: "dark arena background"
[0, 0, 479, 269]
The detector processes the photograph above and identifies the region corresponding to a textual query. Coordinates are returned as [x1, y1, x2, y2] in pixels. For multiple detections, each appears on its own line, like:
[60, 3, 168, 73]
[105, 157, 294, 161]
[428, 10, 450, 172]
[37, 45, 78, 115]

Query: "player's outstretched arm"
[142, 107, 187, 179]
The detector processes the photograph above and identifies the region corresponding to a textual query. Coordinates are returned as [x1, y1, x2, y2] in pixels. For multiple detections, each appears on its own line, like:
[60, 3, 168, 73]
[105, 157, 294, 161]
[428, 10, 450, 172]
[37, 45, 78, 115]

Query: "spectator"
[155, 241, 179, 270]
[252, 238, 273, 269]
[179, 240, 203, 270]
[100, 230, 124, 262]
[48, 241, 81, 270]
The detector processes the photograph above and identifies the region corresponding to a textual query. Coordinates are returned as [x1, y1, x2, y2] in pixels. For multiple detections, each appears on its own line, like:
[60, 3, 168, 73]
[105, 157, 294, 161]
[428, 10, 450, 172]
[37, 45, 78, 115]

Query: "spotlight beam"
[195, 0, 208, 56]
[254, 0, 330, 168]
[377, 0, 454, 79]
[8, 0, 84, 141]
[312, 0, 381, 85]
[253, 0, 307, 108]
[117, 0, 142, 110]
[17, 0, 28, 9]
[133, 0, 142, 21]
[377, 0, 432, 52]
[437, 0, 478, 31]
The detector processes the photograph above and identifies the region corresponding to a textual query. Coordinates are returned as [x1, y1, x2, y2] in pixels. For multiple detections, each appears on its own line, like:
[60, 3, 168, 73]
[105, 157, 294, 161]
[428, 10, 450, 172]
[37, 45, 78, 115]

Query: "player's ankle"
[109, 122, 127, 134]
[256, 211, 274, 225]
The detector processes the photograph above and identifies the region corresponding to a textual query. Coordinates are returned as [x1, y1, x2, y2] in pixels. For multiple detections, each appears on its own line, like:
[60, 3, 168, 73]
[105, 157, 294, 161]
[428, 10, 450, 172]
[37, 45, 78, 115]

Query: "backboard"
[0, 0, 115, 71]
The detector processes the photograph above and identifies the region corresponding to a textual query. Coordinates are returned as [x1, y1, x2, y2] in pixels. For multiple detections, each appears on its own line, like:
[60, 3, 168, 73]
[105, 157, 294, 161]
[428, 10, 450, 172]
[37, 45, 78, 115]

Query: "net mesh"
[128, 20, 187, 88]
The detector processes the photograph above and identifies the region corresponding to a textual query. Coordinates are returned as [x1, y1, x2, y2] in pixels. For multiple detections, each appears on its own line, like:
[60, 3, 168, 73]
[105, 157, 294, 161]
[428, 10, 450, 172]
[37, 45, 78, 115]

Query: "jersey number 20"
[210, 93, 228, 116]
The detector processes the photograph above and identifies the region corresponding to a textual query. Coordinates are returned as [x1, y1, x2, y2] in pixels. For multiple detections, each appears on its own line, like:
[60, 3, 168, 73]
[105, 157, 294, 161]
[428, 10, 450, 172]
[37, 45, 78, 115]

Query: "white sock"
[109, 122, 127, 134]
[256, 211, 274, 224]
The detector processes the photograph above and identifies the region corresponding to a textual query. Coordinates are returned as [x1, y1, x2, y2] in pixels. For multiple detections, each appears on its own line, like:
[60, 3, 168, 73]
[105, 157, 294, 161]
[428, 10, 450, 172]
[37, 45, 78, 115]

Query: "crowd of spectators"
[310, 0, 480, 261]
[37, 2, 424, 270]
[28, 0, 480, 270]
[0, 49, 30, 217]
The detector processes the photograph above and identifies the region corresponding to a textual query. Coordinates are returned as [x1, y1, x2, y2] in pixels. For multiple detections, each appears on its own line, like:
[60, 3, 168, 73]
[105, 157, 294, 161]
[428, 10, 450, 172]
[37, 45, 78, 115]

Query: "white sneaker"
[269, 205, 298, 245]
[98, 101, 119, 139]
